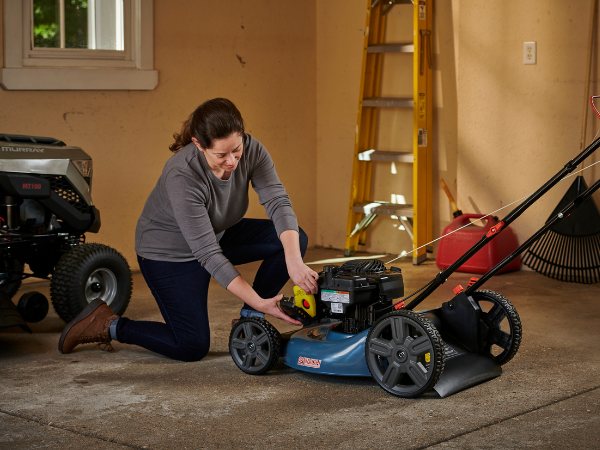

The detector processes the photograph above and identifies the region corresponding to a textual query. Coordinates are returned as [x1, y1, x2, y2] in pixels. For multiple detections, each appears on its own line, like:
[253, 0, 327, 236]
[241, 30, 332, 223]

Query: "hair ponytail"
[169, 98, 245, 153]
[169, 113, 194, 153]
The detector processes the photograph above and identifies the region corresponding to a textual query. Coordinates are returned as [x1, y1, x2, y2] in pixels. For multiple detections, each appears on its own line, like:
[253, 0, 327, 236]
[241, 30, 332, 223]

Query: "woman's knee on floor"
[175, 337, 210, 362]
[299, 227, 309, 257]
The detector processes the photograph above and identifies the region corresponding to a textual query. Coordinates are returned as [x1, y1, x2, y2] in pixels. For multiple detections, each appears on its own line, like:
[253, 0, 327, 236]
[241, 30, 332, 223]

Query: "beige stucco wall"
[457, 0, 600, 249]
[2, 0, 599, 270]
[0, 1, 317, 270]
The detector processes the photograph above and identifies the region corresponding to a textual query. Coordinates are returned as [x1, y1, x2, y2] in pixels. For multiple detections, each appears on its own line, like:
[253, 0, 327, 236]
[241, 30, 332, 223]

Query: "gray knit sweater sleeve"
[164, 170, 239, 288]
[250, 141, 299, 237]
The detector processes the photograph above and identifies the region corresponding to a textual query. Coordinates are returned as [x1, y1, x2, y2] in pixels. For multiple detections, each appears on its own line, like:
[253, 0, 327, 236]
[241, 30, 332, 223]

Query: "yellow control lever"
[293, 286, 317, 317]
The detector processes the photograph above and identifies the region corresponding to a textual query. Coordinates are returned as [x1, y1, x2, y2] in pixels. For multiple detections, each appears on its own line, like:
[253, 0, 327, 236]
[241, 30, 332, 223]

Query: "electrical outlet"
[524, 41, 536, 65]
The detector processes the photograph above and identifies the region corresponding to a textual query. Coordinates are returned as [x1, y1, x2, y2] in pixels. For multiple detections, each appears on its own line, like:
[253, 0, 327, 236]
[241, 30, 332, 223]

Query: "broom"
[522, 0, 600, 284]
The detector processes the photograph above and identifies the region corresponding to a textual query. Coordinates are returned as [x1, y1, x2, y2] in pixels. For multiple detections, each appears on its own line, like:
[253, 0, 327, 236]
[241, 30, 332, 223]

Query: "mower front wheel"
[51, 244, 132, 323]
[229, 318, 281, 375]
[366, 310, 445, 398]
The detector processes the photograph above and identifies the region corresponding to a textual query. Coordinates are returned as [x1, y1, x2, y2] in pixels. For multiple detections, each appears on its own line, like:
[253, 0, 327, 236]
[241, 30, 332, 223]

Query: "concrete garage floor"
[0, 247, 599, 449]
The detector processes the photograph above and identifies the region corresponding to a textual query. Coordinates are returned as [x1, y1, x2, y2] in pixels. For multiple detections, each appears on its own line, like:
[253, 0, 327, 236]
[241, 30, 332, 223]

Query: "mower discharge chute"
[229, 129, 600, 398]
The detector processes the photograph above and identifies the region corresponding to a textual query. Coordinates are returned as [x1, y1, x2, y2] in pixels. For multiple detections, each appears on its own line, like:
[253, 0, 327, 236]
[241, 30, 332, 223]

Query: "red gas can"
[436, 214, 521, 274]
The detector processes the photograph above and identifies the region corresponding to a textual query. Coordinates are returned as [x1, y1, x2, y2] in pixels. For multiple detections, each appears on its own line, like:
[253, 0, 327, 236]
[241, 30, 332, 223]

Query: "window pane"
[32, 0, 124, 51]
[88, 0, 124, 51]
[65, 0, 88, 49]
[33, 0, 60, 48]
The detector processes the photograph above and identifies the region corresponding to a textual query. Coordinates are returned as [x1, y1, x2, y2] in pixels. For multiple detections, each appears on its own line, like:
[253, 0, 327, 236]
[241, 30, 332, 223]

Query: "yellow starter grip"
[293, 286, 317, 317]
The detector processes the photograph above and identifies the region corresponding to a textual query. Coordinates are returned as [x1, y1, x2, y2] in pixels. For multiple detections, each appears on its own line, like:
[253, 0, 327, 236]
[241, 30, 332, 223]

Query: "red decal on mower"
[394, 301, 405, 310]
[468, 277, 479, 287]
[22, 183, 42, 189]
[453, 285, 464, 295]
[298, 356, 322, 368]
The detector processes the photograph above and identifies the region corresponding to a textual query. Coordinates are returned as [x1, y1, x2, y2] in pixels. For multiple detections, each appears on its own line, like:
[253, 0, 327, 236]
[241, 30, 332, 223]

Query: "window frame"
[1, 0, 158, 90]
[26, 0, 132, 66]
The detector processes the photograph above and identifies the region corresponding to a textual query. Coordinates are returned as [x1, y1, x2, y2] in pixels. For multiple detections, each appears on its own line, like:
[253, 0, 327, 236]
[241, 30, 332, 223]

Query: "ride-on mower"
[229, 123, 600, 398]
[0, 134, 132, 332]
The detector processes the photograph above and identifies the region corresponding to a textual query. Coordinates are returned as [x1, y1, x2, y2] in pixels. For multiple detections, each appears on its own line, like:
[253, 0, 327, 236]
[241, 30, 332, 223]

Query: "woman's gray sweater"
[135, 134, 298, 288]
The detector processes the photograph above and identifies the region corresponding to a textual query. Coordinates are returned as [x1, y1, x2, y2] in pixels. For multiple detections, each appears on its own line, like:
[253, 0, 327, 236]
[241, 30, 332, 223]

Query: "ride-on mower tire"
[51, 244, 132, 323]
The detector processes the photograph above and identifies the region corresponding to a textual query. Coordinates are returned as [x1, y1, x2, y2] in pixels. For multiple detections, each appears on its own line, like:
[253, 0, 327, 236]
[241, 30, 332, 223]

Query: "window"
[32, 0, 125, 51]
[1, 0, 157, 90]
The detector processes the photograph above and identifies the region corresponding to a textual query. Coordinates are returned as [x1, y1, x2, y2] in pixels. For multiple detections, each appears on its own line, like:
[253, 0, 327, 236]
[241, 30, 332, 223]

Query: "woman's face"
[193, 133, 244, 174]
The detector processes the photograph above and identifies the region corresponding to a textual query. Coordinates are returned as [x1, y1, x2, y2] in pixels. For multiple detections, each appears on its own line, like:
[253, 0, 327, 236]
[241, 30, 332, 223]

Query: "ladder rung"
[362, 97, 413, 108]
[353, 202, 414, 218]
[367, 43, 414, 53]
[358, 150, 414, 163]
[371, 0, 413, 7]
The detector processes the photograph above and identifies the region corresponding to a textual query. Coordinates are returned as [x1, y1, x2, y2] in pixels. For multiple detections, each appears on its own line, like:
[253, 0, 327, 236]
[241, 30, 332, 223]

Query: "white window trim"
[0, 0, 158, 90]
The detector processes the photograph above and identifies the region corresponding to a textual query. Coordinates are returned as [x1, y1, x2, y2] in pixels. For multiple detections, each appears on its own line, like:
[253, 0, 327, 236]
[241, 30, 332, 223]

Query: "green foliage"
[65, 0, 88, 49]
[33, 0, 88, 49]
[33, 0, 59, 48]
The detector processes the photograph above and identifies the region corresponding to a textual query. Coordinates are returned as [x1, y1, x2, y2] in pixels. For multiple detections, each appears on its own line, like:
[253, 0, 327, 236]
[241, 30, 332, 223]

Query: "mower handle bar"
[404, 132, 600, 311]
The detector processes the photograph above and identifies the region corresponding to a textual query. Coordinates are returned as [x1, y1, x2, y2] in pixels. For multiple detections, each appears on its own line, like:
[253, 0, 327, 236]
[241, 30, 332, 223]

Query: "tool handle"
[440, 179, 460, 213]
[580, 0, 598, 152]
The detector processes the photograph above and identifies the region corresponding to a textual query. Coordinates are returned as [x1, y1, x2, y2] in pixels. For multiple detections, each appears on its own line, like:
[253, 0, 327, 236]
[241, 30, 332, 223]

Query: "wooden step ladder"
[344, 0, 434, 264]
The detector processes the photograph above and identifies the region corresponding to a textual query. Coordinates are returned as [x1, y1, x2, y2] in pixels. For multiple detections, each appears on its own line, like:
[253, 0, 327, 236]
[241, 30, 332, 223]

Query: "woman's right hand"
[260, 294, 302, 326]
[227, 276, 301, 326]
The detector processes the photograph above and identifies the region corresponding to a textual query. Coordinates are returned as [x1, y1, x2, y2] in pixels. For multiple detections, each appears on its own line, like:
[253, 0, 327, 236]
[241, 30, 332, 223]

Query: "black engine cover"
[317, 260, 404, 317]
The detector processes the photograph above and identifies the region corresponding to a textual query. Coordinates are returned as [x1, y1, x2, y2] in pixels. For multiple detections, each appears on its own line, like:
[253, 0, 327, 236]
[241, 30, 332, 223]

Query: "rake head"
[522, 176, 600, 283]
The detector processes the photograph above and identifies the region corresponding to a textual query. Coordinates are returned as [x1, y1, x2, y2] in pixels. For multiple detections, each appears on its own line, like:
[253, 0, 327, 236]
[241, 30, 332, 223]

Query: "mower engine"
[280, 259, 404, 333]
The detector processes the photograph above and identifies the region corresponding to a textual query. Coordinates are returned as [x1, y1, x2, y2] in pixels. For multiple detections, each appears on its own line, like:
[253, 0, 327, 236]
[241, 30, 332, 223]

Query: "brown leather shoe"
[58, 299, 119, 354]
[232, 317, 242, 328]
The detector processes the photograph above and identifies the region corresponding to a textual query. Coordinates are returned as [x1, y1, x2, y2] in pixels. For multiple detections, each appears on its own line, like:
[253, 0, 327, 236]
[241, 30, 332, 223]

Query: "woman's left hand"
[287, 260, 319, 294]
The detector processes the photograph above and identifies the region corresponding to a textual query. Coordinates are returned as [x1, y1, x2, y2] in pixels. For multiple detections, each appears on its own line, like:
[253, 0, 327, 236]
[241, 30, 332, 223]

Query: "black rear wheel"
[472, 290, 522, 365]
[366, 310, 445, 398]
[51, 244, 132, 323]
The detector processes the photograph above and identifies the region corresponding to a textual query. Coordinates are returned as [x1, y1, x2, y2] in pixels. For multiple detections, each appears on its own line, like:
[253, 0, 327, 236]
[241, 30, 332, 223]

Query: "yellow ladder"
[344, 0, 433, 264]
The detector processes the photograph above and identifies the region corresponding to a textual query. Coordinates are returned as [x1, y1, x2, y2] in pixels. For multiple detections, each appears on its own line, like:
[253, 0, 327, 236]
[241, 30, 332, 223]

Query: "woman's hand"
[227, 276, 302, 326]
[287, 260, 319, 295]
[260, 294, 302, 326]
[279, 230, 319, 294]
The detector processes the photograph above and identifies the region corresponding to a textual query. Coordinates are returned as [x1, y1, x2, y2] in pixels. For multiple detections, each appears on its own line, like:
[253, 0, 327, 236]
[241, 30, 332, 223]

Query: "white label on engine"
[330, 303, 344, 314]
[321, 290, 350, 303]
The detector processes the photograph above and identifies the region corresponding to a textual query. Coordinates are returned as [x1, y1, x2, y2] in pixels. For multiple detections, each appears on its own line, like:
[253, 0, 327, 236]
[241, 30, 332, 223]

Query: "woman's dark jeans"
[116, 219, 308, 362]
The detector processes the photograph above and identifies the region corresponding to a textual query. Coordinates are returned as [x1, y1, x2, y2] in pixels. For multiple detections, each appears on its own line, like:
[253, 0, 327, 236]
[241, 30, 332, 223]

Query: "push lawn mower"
[0, 134, 132, 332]
[229, 120, 600, 398]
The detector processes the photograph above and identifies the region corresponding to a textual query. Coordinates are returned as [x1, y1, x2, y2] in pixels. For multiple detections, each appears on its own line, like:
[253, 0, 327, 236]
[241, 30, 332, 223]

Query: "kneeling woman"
[59, 98, 318, 361]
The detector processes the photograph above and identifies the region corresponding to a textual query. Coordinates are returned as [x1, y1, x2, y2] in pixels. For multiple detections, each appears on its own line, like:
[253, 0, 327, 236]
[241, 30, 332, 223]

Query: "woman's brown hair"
[169, 98, 245, 153]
